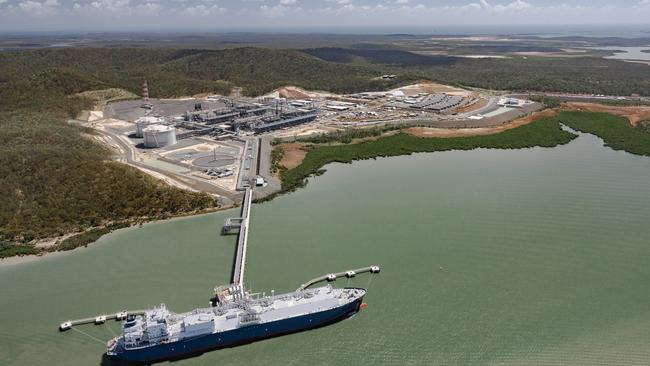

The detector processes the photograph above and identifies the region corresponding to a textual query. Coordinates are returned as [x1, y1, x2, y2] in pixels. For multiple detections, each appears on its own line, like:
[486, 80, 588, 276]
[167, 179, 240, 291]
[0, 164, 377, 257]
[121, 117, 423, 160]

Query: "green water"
[2, 132, 650, 365]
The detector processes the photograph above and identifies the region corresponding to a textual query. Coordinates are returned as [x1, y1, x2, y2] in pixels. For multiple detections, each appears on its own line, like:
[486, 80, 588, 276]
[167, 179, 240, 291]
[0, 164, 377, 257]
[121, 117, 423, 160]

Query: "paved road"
[254, 136, 282, 199]
[92, 122, 237, 206]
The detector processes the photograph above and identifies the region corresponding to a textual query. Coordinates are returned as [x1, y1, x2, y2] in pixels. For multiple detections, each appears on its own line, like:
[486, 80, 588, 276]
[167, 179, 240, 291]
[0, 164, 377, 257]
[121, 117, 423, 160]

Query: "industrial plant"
[87, 80, 537, 204]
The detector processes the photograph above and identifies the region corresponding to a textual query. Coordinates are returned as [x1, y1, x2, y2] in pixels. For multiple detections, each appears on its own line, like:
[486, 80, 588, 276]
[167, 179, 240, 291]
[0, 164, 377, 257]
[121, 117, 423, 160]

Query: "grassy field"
[278, 117, 577, 195]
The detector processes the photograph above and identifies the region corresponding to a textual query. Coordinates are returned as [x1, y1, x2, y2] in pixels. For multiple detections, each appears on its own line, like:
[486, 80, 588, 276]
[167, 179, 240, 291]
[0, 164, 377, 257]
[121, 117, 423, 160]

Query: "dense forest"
[0, 52, 222, 255]
[303, 47, 650, 96]
[0, 48, 399, 98]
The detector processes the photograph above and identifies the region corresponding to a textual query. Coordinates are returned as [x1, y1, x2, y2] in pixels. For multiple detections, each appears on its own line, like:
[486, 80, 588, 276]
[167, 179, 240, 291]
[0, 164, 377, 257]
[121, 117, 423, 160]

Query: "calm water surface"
[2, 132, 650, 365]
[594, 46, 650, 60]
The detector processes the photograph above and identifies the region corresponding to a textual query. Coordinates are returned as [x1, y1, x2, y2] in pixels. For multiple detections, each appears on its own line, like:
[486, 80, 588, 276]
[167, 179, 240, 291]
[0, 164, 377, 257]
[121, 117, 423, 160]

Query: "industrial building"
[135, 116, 165, 137]
[498, 97, 527, 108]
[387, 93, 471, 113]
[124, 96, 321, 151]
[252, 112, 318, 134]
[143, 125, 177, 148]
[180, 98, 319, 136]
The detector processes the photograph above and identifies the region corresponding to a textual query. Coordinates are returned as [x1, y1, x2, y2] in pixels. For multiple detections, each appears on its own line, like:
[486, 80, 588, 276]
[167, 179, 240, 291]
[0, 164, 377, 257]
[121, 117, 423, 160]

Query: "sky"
[1, 0, 650, 32]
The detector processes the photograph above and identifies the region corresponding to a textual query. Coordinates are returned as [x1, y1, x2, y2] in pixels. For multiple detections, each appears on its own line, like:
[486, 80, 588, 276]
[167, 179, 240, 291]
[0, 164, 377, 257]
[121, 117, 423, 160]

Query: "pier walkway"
[229, 187, 253, 286]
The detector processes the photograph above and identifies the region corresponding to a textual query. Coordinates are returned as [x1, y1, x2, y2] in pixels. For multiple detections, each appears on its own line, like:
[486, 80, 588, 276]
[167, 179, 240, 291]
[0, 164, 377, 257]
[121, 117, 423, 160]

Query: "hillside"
[0, 48, 400, 98]
[303, 47, 650, 96]
[0, 47, 402, 257]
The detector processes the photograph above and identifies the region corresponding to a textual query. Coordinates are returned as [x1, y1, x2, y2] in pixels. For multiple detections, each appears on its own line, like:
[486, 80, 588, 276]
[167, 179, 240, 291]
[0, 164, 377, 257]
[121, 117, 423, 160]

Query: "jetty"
[59, 310, 145, 331]
[229, 187, 253, 286]
[298, 265, 381, 291]
[59, 185, 380, 331]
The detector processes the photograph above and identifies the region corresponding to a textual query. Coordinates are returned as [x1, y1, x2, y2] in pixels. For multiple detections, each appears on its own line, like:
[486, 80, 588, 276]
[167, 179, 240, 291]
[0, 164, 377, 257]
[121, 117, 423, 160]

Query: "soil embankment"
[407, 109, 557, 138]
[561, 102, 650, 126]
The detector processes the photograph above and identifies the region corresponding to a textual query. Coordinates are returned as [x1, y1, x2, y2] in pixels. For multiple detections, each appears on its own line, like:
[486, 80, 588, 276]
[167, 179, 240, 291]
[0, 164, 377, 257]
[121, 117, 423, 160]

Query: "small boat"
[115, 311, 128, 321]
[345, 270, 356, 278]
[326, 274, 337, 282]
[95, 315, 106, 325]
[370, 266, 381, 273]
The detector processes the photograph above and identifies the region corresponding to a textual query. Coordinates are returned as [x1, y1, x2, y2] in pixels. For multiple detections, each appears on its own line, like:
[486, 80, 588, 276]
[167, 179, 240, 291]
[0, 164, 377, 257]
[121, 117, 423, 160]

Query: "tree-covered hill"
[303, 47, 650, 96]
[0, 47, 400, 98]
[0, 47, 401, 256]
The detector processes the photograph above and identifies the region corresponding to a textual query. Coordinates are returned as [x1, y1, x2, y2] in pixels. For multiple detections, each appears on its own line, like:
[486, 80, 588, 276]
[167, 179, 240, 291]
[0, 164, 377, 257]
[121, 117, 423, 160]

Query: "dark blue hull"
[109, 295, 364, 364]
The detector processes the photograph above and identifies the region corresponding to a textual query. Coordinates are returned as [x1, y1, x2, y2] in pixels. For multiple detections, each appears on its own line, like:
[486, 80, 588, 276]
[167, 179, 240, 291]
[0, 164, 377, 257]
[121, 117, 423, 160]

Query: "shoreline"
[6, 109, 646, 266]
[259, 114, 578, 203]
[0, 206, 235, 267]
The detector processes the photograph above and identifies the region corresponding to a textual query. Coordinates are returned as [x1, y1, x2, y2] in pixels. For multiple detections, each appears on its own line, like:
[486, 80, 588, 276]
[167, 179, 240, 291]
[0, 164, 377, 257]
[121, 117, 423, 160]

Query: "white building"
[497, 98, 526, 108]
[135, 116, 165, 137]
[143, 124, 177, 148]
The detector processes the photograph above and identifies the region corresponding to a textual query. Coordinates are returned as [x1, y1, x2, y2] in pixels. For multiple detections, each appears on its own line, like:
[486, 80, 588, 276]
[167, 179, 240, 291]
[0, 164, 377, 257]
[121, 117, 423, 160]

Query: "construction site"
[84, 81, 539, 204]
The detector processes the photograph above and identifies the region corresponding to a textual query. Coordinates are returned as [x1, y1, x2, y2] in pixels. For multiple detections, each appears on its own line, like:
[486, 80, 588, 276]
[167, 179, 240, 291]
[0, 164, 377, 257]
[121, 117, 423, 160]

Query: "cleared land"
[389, 82, 471, 96]
[561, 102, 650, 126]
[278, 143, 308, 170]
[407, 109, 557, 138]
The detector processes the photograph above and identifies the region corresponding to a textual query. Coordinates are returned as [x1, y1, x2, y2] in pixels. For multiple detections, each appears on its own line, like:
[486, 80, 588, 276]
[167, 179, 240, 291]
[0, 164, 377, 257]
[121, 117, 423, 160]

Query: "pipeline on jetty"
[59, 310, 145, 332]
[298, 265, 381, 291]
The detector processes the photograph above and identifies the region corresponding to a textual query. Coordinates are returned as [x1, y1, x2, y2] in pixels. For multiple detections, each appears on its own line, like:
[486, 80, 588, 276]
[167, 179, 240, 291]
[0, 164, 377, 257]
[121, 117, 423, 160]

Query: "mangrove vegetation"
[278, 117, 577, 194]
[559, 111, 650, 156]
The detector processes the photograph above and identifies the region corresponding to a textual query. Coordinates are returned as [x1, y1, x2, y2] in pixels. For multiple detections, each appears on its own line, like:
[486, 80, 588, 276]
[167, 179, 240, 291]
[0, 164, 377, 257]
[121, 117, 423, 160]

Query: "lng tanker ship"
[106, 283, 370, 363]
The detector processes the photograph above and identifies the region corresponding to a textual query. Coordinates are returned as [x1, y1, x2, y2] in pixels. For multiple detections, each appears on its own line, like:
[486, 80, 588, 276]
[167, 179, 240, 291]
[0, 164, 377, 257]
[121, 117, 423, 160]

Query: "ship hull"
[109, 294, 364, 364]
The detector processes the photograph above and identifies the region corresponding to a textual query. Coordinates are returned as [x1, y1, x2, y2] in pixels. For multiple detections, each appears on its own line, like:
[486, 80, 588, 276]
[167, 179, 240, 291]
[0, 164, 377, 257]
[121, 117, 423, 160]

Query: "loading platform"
[222, 217, 244, 234]
[59, 310, 146, 331]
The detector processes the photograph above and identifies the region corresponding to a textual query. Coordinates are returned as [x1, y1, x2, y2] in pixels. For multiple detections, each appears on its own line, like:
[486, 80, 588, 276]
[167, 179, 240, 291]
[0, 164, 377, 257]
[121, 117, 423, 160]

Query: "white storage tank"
[143, 124, 177, 148]
[135, 116, 165, 137]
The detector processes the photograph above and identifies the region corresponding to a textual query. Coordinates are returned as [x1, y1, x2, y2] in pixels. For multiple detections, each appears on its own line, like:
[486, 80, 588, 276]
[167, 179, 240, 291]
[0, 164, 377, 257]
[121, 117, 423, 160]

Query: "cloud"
[260, 3, 302, 17]
[2, 0, 650, 31]
[16, 0, 60, 15]
[493, 0, 531, 13]
[183, 3, 225, 16]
